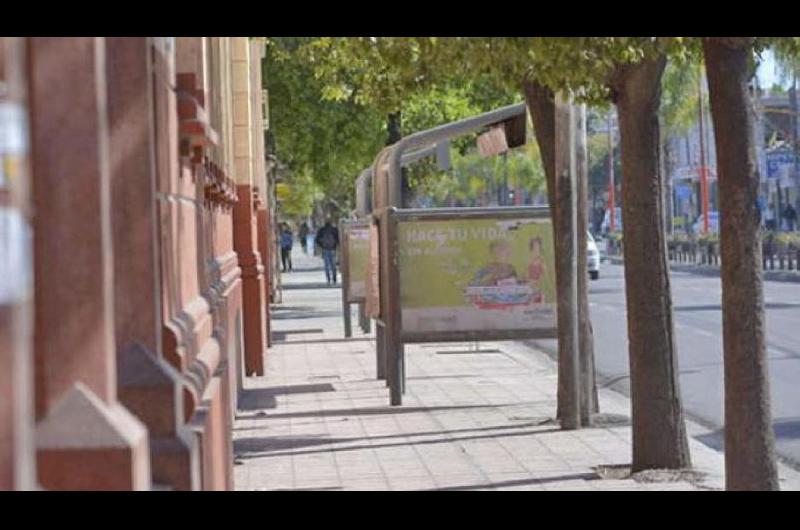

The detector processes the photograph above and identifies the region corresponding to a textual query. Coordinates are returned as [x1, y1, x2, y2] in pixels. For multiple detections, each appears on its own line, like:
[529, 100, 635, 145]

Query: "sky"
[757, 49, 784, 89]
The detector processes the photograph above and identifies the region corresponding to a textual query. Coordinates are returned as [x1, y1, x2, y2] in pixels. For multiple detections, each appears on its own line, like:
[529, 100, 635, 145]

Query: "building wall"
[0, 36, 272, 490]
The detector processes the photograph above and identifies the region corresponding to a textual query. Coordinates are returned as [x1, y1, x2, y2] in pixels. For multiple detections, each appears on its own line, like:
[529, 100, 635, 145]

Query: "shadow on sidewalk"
[238, 383, 336, 411]
[696, 416, 800, 454]
[238, 403, 515, 421]
[427, 472, 598, 491]
[234, 425, 563, 461]
[272, 337, 375, 345]
[282, 282, 341, 291]
[272, 309, 341, 320]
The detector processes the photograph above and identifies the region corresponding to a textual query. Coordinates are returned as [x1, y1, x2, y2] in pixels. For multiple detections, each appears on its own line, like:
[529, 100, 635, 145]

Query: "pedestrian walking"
[280, 223, 294, 272]
[783, 203, 797, 232]
[315, 219, 340, 285]
[765, 203, 777, 231]
[298, 222, 310, 254]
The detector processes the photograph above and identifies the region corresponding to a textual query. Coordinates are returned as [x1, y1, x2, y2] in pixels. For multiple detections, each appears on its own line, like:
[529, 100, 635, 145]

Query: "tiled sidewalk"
[233, 248, 800, 491]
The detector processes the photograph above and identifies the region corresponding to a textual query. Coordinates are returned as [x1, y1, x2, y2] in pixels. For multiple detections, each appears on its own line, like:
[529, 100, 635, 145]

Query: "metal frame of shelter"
[339, 218, 371, 338]
[368, 102, 561, 406]
[342, 144, 440, 341]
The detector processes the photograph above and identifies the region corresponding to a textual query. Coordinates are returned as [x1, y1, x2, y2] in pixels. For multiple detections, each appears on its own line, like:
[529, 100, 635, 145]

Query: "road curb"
[520, 338, 800, 477]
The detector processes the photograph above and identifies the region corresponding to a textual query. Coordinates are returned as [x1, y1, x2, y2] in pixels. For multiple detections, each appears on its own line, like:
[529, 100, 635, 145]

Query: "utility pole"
[698, 69, 710, 234]
[501, 151, 509, 206]
[607, 110, 616, 232]
[791, 67, 799, 212]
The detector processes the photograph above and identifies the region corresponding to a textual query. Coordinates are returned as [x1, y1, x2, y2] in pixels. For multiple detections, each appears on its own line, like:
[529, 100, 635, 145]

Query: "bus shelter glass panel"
[345, 224, 370, 302]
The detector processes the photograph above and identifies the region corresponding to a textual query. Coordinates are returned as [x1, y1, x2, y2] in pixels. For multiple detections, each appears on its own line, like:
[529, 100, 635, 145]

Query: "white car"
[588, 231, 600, 280]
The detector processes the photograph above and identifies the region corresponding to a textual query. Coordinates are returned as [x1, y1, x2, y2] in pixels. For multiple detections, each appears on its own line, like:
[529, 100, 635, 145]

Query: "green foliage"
[266, 37, 800, 218]
[660, 58, 702, 135]
[586, 121, 621, 208]
[773, 231, 800, 250]
[265, 37, 528, 216]
[278, 172, 324, 220]
[263, 37, 386, 217]
[697, 232, 720, 246]
[412, 143, 546, 206]
[766, 38, 800, 85]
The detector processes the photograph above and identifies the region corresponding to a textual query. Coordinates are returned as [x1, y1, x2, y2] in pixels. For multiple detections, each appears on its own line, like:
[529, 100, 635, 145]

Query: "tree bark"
[553, 94, 580, 430]
[523, 81, 557, 213]
[610, 55, 691, 471]
[523, 79, 598, 425]
[386, 111, 412, 207]
[703, 37, 779, 491]
[576, 104, 599, 421]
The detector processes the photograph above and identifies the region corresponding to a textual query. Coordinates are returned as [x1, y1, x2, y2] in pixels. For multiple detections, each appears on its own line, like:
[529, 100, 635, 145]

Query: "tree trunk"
[553, 94, 580, 430]
[703, 37, 779, 491]
[576, 103, 599, 421]
[610, 55, 691, 471]
[387, 112, 411, 207]
[523, 79, 598, 425]
[523, 81, 557, 214]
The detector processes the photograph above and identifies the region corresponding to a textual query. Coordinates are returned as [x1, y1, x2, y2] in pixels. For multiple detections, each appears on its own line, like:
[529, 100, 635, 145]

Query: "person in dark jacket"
[280, 223, 294, 272]
[315, 220, 340, 285]
[298, 222, 310, 254]
[783, 203, 797, 232]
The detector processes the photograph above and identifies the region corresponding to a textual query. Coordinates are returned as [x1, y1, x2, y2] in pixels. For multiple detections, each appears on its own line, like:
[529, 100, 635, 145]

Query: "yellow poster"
[346, 226, 370, 301]
[397, 217, 556, 335]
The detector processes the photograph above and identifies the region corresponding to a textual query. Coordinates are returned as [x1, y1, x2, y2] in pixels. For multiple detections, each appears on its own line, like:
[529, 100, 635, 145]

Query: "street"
[531, 263, 800, 468]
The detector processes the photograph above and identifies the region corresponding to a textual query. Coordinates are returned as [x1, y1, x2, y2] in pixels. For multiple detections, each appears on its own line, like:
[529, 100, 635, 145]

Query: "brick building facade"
[0, 36, 275, 490]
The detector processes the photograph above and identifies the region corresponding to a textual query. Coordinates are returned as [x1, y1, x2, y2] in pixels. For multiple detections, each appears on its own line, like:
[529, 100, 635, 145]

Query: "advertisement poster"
[397, 217, 556, 335]
[365, 222, 381, 318]
[346, 226, 370, 301]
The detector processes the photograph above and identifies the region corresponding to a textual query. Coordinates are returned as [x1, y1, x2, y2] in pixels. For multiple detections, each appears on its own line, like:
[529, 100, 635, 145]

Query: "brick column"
[234, 186, 267, 375]
[231, 38, 266, 376]
[106, 37, 200, 491]
[0, 37, 36, 491]
[28, 37, 150, 490]
[256, 205, 271, 347]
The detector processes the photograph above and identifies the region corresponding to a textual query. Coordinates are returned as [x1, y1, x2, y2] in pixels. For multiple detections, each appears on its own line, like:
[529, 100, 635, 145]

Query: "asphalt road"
[531, 263, 800, 468]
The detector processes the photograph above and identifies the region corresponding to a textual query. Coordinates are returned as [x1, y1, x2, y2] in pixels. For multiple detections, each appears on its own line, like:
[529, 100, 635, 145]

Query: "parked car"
[693, 211, 720, 234]
[587, 231, 600, 280]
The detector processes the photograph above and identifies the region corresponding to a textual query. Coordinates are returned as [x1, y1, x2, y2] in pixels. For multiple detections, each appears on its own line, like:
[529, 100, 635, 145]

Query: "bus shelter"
[367, 102, 566, 406]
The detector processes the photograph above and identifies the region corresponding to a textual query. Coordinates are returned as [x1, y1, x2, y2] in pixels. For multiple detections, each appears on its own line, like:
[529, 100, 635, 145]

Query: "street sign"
[671, 165, 717, 182]
[365, 221, 381, 319]
[477, 126, 509, 157]
[342, 222, 370, 302]
[675, 184, 693, 200]
[766, 150, 797, 180]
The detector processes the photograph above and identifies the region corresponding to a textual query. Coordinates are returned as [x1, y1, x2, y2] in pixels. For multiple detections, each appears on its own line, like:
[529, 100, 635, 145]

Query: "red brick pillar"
[234, 186, 267, 375]
[106, 37, 200, 491]
[256, 198, 271, 347]
[28, 37, 150, 490]
[0, 37, 37, 491]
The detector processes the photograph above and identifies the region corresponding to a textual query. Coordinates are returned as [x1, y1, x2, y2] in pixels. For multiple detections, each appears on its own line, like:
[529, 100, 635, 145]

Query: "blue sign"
[766, 150, 797, 179]
[675, 184, 693, 200]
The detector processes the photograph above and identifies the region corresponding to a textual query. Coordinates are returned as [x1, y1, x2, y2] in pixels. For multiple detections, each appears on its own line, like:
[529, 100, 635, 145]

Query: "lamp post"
[607, 111, 616, 232]
[698, 70, 710, 235]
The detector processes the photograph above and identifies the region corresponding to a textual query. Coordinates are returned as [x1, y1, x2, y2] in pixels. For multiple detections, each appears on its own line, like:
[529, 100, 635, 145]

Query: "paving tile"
[236, 259, 800, 492]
